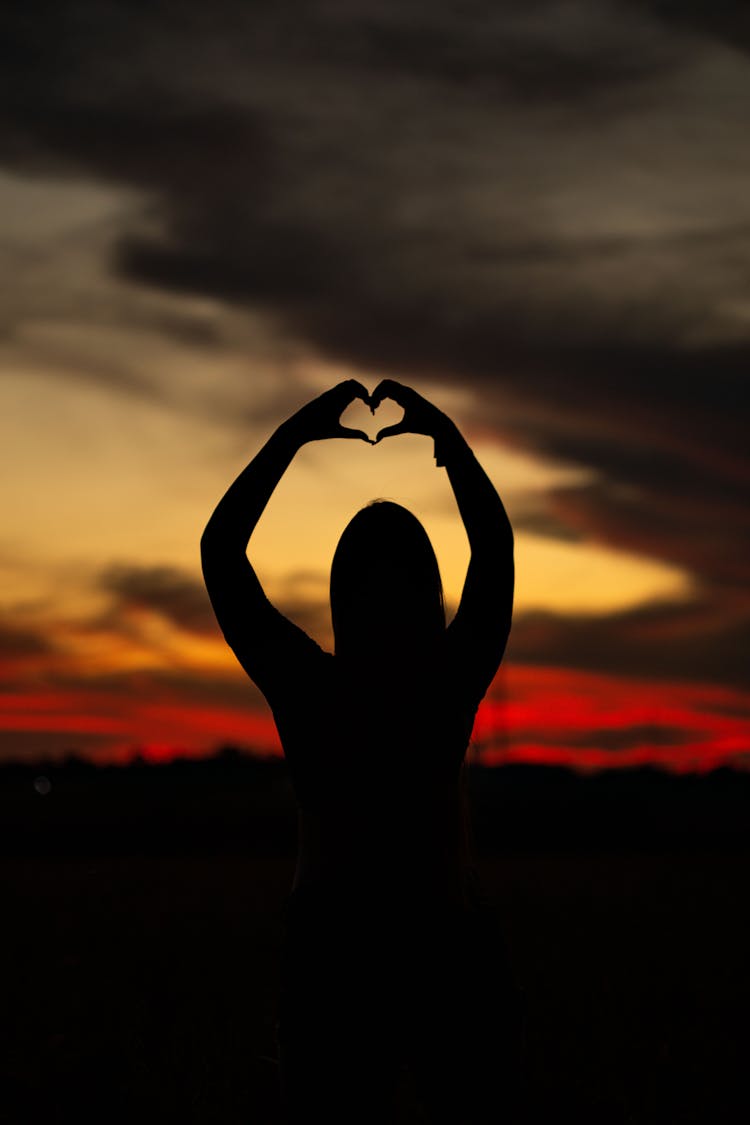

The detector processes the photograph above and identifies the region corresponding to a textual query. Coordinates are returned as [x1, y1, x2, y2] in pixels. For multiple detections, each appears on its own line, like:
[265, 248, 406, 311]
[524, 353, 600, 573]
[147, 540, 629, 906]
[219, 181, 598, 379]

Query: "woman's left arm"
[201, 380, 371, 691]
[370, 378, 514, 700]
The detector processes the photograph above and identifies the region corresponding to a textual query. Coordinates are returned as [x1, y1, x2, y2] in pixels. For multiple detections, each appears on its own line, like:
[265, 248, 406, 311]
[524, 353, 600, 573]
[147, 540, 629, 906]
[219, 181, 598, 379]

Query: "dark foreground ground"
[1, 760, 748, 1124]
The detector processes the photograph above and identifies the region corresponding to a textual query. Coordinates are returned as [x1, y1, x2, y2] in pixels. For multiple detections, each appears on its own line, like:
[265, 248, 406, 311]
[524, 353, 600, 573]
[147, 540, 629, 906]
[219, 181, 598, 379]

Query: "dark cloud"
[48, 664, 270, 712]
[98, 561, 333, 646]
[0, 729, 106, 762]
[508, 595, 750, 690]
[509, 507, 586, 544]
[543, 465, 750, 588]
[639, 1, 750, 52]
[0, 619, 54, 657]
[100, 564, 216, 635]
[0, 1, 681, 125]
[354, 6, 676, 100]
[522, 724, 694, 751]
[271, 595, 332, 647]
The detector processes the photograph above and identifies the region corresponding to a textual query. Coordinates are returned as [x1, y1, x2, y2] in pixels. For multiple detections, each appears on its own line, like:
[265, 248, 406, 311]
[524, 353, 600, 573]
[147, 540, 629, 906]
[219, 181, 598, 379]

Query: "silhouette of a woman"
[202, 380, 522, 1123]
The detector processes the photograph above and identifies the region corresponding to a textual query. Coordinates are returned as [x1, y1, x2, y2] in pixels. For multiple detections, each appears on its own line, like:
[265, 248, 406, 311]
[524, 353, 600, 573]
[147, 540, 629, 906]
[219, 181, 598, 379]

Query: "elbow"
[200, 521, 250, 587]
[200, 514, 239, 558]
[200, 520, 231, 578]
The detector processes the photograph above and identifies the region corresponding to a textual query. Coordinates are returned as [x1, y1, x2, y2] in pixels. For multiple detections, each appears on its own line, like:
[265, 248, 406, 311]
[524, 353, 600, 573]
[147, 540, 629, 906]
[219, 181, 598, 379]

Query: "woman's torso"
[267, 644, 482, 903]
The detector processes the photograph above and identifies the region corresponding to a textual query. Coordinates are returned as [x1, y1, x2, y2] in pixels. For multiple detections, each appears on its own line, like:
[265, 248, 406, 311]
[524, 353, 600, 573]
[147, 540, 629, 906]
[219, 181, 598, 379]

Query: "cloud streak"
[99, 564, 217, 636]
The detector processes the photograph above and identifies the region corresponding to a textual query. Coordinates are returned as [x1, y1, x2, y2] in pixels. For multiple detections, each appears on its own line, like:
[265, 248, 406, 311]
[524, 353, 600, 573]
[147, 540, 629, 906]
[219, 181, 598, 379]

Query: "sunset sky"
[1, 2, 749, 770]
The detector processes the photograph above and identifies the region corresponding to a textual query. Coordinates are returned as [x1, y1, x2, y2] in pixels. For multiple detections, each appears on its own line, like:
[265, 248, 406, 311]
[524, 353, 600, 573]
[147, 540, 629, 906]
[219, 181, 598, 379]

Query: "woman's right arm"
[200, 422, 303, 664]
[201, 380, 371, 690]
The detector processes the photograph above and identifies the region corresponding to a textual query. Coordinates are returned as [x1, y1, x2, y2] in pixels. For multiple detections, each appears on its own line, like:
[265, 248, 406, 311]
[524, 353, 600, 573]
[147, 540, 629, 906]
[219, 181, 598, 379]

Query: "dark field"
[2, 761, 748, 1124]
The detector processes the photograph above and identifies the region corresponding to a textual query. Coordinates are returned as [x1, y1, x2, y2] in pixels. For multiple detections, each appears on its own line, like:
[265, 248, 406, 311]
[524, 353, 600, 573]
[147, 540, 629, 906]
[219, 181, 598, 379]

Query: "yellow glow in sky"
[1, 357, 694, 640]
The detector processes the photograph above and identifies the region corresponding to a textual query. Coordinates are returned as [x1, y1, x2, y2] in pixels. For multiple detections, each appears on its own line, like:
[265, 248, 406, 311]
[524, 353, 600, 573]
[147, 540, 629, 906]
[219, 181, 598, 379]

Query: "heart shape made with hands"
[339, 396, 406, 443]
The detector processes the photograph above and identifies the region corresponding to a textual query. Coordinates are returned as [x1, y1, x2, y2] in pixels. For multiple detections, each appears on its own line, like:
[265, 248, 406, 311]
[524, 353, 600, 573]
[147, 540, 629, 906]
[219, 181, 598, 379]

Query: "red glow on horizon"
[0, 663, 747, 771]
[0, 687, 281, 762]
[471, 665, 750, 773]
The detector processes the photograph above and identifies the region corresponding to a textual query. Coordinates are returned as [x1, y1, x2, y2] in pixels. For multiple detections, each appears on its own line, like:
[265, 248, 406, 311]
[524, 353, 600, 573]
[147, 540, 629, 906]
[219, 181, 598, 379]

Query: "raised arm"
[201, 380, 371, 694]
[440, 417, 514, 691]
[371, 379, 514, 698]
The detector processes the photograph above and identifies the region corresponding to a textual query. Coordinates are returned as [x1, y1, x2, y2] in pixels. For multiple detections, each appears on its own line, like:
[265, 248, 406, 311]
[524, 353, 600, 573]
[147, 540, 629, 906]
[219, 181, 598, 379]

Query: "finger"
[370, 378, 397, 406]
[338, 425, 374, 443]
[374, 420, 410, 443]
[339, 378, 370, 404]
[370, 378, 407, 411]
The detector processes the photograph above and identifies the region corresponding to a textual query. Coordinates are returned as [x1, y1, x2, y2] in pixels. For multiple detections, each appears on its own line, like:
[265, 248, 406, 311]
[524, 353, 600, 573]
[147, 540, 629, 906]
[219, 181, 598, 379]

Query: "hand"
[369, 379, 453, 445]
[285, 380, 374, 444]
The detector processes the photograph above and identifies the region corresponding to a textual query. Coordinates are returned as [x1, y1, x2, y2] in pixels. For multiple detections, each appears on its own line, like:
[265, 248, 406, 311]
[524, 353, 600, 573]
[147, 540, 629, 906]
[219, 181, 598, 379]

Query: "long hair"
[330, 500, 445, 661]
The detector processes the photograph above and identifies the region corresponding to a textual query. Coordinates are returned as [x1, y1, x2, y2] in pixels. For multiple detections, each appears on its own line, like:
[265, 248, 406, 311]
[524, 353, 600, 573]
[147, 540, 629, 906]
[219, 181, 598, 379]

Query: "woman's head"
[330, 500, 445, 660]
